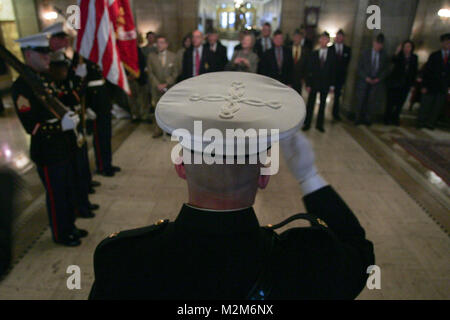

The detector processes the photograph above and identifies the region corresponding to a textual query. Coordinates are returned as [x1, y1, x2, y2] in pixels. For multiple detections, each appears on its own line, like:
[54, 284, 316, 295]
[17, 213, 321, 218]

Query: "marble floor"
[0, 103, 449, 299]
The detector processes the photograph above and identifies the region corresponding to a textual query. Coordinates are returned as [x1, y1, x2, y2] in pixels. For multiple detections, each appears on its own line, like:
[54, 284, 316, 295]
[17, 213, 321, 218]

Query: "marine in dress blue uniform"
[12, 33, 86, 246]
[47, 51, 98, 219]
[89, 72, 374, 299]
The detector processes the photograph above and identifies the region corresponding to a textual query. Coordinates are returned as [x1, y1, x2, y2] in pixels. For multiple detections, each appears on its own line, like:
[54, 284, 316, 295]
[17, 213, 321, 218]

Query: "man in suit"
[205, 29, 228, 72]
[260, 30, 293, 86]
[303, 32, 336, 132]
[181, 30, 216, 80]
[147, 35, 178, 138]
[355, 33, 389, 126]
[330, 29, 352, 121]
[254, 22, 273, 59]
[141, 31, 157, 58]
[417, 33, 450, 129]
[89, 72, 374, 300]
[290, 30, 310, 96]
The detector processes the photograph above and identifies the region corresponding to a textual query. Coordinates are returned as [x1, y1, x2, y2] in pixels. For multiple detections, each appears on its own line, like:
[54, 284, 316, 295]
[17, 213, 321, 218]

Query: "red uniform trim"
[43, 166, 59, 241]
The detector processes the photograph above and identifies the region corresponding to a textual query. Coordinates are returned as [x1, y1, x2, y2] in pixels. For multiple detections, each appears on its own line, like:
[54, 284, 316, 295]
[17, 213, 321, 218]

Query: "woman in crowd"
[176, 33, 192, 80]
[384, 40, 418, 125]
[227, 33, 259, 73]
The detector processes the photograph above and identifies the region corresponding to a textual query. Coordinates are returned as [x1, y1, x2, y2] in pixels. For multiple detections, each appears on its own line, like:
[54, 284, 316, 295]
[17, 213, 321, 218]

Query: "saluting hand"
[280, 131, 328, 195]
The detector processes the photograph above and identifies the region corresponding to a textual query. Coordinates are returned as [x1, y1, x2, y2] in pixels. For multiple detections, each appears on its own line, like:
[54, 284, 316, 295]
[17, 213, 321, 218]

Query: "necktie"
[276, 47, 282, 71]
[320, 50, 325, 67]
[159, 52, 166, 67]
[195, 48, 200, 76]
[294, 46, 299, 63]
[444, 51, 448, 65]
[371, 52, 378, 76]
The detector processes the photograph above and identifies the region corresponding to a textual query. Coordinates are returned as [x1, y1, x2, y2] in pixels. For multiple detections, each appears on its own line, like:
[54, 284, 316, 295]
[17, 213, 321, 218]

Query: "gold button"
[317, 218, 328, 228]
[49, 125, 53, 129]
[42, 126, 47, 130]
[109, 232, 119, 238]
[155, 219, 164, 225]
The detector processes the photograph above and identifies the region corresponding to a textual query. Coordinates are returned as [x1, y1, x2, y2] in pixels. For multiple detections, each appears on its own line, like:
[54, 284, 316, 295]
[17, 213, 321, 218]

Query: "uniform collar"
[174, 203, 260, 235]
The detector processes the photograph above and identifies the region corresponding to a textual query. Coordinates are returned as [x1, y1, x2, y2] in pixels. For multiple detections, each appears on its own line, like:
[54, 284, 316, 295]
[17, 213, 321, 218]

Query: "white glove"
[86, 108, 97, 120]
[75, 63, 87, 78]
[61, 111, 80, 131]
[280, 131, 328, 195]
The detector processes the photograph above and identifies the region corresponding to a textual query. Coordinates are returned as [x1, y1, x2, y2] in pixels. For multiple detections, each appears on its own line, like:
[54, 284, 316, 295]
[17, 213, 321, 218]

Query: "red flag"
[76, 0, 130, 94]
[109, 0, 139, 77]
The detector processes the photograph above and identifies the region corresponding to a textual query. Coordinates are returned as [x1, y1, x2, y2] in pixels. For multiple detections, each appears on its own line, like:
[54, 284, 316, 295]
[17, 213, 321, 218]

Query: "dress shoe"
[90, 180, 101, 188]
[73, 228, 88, 238]
[316, 126, 325, 133]
[112, 166, 121, 172]
[88, 203, 100, 211]
[55, 234, 81, 247]
[76, 211, 96, 218]
[98, 170, 115, 177]
[302, 125, 310, 131]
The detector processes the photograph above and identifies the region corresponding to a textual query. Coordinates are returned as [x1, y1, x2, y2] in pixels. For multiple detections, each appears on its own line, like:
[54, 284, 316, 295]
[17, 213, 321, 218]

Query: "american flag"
[76, 0, 130, 94]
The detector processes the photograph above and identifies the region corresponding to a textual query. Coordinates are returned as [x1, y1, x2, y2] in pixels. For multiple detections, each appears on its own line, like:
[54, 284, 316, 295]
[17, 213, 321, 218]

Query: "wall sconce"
[43, 11, 58, 20]
[437, 8, 450, 19]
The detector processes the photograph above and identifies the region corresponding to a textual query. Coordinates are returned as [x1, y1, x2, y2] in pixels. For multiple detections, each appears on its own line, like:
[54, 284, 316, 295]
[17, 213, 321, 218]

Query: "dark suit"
[355, 48, 389, 124]
[260, 46, 293, 86]
[89, 186, 374, 299]
[181, 45, 216, 80]
[304, 48, 336, 129]
[254, 37, 274, 59]
[384, 53, 418, 125]
[418, 49, 450, 128]
[205, 41, 228, 72]
[290, 43, 310, 96]
[330, 44, 352, 119]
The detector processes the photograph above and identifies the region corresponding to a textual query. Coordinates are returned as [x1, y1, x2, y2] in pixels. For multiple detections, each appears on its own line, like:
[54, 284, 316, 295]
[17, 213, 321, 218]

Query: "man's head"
[261, 22, 272, 38]
[17, 33, 51, 72]
[292, 30, 304, 46]
[335, 29, 345, 44]
[24, 49, 50, 72]
[207, 29, 219, 45]
[155, 72, 305, 211]
[373, 33, 384, 52]
[192, 30, 204, 48]
[319, 31, 330, 48]
[146, 31, 156, 46]
[156, 35, 168, 52]
[175, 156, 270, 209]
[273, 30, 284, 47]
[440, 33, 450, 51]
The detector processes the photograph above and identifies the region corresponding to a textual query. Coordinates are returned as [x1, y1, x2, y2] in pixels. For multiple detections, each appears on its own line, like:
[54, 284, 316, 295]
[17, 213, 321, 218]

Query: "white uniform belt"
[88, 79, 105, 87]
[46, 118, 59, 124]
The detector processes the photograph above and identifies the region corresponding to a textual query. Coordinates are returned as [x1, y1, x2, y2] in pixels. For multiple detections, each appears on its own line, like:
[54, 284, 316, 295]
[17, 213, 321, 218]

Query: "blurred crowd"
[126, 24, 449, 134]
